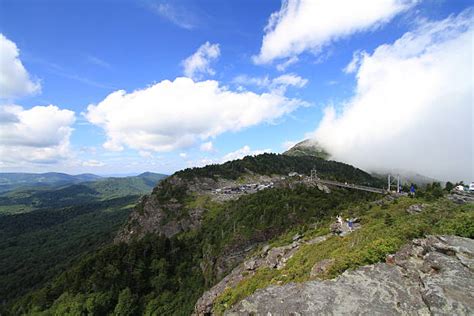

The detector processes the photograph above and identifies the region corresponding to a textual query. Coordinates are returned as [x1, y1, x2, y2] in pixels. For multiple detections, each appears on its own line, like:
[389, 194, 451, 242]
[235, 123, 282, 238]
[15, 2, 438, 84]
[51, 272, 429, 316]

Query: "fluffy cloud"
[85, 77, 304, 153]
[0, 105, 75, 166]
[182, 42, 220, 79]
[221, 145, 271, 163]
[254, 0, 418, 65]
[0, 34, 41, 99]
[311, 9, 474, 182]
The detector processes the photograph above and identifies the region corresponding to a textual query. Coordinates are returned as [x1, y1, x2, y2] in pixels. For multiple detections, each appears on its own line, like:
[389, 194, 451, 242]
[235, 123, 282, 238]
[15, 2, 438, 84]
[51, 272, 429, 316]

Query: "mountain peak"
[283, 139, 329, 159]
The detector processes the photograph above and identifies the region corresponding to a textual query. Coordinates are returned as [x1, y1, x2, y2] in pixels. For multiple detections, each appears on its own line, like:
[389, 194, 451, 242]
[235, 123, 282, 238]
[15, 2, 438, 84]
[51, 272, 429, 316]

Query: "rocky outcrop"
[194, 234, 330, 315]
[227, 235, 474, 315]
[448, 191, 474, 204]
[115, 175, 217, 243]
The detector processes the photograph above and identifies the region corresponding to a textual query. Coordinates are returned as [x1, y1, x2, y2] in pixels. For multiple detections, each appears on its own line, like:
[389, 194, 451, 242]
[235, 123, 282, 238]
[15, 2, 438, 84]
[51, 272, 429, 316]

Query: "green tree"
[113, 288, 137, 316]
[445, 181, 454, 192]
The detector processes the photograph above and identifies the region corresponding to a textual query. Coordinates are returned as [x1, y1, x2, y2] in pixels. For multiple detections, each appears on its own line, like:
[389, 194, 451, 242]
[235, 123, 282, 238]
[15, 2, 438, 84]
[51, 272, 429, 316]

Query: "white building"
[469, 182, 474, 192]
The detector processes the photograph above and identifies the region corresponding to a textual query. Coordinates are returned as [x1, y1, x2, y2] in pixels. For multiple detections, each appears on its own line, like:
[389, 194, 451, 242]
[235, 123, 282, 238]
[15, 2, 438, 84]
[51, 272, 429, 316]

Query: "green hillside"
[0, 173, 166, 306]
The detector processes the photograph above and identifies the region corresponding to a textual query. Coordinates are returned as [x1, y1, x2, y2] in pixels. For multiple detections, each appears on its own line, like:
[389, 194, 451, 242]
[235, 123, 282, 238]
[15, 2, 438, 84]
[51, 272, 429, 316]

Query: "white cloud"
[0, 34, 41, 99]
[85, 77, 304, 154]
[200, 141, 214, 152]
[311, 9, 474, 182]
[221, 145, 272, 163]
[182, 42, 220, 80]
[149, 2, 198, 30]
[82, 159, 105, 167]
[233, 73, 307, 93]
[179, 152, 187, 158]
[272, 74, 307, 89]
[254, 0, 418, 65]
[0, 104, 75, 165]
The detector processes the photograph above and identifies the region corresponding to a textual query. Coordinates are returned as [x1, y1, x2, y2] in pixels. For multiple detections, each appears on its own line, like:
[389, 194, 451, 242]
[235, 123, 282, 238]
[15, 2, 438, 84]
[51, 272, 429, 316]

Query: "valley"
[0, 172, 166, 306]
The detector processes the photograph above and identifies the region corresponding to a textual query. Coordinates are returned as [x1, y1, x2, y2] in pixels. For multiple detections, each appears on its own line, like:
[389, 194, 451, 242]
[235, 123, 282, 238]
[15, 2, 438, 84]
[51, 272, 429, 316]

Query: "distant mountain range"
[0, 172, 167, 193]
[0, 172, 168, 215]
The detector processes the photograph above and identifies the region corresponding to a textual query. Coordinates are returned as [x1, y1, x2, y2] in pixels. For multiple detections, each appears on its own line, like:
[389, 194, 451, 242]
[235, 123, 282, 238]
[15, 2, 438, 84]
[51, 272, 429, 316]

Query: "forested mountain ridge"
[0, 172, 167, 215]
[0, 172, 101, 193]
[0, 172, 166, 307]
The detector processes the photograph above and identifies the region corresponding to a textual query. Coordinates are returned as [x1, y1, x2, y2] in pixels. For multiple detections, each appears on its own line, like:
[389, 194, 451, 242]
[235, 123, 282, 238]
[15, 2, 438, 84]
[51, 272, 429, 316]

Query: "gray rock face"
[227, 235, 474, 315]
[115, 175, 212, 243]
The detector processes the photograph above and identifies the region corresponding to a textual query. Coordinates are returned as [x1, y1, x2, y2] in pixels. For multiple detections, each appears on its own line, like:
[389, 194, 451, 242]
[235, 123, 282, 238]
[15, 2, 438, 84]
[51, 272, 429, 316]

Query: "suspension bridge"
[308, 170, 402, 195]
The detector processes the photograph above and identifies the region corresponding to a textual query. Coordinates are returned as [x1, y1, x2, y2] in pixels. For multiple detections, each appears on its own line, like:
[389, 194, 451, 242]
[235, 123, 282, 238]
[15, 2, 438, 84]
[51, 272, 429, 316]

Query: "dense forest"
[0, 173, 166, 307]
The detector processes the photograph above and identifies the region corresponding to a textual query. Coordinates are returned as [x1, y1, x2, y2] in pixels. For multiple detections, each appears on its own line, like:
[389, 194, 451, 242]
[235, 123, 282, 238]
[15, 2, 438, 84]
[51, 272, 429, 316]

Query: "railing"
[314, 179, 387, 194]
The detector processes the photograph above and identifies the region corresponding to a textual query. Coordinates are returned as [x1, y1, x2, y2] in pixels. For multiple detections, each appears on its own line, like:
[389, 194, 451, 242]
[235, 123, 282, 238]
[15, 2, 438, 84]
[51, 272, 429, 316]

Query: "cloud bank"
[85, 77, 305, 153]
[0, 34, 41, 99]
[254, 0, 418, 65]
[0, 105, 75, 166]
[311, 9, 474, 182]
[183, 42, 220, 80]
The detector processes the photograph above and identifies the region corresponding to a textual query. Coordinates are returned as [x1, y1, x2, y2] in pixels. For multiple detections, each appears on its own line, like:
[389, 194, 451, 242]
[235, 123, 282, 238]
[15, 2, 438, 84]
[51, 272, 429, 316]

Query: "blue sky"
[0, 0, 472, 181]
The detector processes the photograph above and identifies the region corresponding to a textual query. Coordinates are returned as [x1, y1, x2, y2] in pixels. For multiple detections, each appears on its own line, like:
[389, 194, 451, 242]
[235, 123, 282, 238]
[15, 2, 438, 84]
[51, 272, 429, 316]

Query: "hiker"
[337, 215, 343, 225]
[347, 219, 353, 231]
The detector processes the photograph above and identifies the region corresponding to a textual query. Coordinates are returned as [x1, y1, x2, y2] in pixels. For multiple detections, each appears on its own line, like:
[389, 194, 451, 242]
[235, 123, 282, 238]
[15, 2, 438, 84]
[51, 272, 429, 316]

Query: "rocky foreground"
[227, 235, 474, 315]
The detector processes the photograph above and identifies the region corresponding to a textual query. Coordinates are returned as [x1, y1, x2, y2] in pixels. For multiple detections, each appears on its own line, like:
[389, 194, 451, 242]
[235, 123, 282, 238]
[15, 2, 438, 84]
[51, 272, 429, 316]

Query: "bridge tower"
[387, 174, 401, 193]
[310, 169, 318, 182]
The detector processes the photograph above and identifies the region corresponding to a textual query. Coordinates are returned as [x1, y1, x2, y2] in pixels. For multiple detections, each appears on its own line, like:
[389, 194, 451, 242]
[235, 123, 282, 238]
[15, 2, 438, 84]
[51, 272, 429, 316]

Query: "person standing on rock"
[347, 219, 353, 231]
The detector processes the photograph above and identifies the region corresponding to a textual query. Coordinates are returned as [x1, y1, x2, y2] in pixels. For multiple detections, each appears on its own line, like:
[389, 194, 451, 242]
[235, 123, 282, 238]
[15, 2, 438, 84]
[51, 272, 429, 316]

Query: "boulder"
[330, 222, 343, 235]
[227, 235, 474, 315]
[407, 204, 425, 214]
